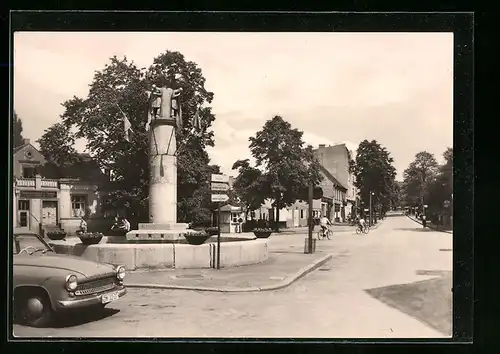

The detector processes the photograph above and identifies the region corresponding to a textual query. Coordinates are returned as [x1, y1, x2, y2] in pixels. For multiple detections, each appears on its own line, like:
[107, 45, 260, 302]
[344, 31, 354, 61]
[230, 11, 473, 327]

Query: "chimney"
[319, 144, 326, 148]
[22, 138, 30, 145]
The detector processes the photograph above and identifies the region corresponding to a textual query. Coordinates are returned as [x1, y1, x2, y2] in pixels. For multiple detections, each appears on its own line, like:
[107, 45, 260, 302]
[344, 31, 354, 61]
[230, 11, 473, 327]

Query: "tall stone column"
[149, 118, 177, 224]
[126, 85, 190, 242]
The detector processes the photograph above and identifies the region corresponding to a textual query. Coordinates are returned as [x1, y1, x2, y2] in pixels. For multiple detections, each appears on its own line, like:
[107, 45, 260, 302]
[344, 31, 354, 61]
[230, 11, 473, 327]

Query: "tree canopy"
[13, 111, 25, 148]
[40, 52, 218, 224]
[238, 116, 322, 230]
[402, 151, 439, 208]
[407, 148, 452, 216]
[231, 159, 266, 218]
[351, 139, 397, 214]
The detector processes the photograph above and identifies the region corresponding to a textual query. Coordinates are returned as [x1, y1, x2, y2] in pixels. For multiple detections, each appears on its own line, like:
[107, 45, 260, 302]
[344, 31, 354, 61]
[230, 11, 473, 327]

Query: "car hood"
[14, 254, 117, 280]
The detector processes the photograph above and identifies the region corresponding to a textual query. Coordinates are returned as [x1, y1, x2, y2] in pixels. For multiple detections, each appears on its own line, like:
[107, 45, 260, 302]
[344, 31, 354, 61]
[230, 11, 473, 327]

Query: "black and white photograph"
[10, 16, 468, 340]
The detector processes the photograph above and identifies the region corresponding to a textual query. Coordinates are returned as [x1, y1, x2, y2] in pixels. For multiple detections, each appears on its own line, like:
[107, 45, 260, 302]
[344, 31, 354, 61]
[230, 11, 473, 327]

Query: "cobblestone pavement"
[13, 215, 452, 339]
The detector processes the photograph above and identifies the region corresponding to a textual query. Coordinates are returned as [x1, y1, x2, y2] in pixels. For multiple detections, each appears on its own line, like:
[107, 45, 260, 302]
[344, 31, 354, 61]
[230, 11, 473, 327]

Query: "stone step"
[138, 223, 189, 231]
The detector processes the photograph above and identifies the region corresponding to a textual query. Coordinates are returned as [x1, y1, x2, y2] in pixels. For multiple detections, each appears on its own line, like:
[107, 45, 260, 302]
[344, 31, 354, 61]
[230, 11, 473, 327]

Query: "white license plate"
[101, 291, 120, 304]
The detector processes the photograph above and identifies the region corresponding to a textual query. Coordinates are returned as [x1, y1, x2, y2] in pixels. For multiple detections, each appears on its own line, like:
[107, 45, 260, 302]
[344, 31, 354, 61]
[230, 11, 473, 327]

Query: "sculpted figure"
[146, 85, 183, 131]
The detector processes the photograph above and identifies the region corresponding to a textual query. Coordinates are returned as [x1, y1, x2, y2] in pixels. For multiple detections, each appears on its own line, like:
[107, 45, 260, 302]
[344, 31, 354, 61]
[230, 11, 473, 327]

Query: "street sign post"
[211, 174, 230, 183]
[211, 194, 229, 203]
[210, 174, 230, 269]
[211, 182, 229, 192]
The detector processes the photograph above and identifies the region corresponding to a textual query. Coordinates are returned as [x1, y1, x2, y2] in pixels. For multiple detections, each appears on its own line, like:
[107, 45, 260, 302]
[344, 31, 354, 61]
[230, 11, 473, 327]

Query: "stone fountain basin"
[48, 236, 268, 270]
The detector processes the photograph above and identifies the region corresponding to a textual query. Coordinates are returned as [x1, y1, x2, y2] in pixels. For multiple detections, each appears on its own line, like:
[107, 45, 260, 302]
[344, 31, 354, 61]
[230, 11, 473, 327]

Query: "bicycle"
[317, 226, 332, 240]
[355, 224, 370, 235]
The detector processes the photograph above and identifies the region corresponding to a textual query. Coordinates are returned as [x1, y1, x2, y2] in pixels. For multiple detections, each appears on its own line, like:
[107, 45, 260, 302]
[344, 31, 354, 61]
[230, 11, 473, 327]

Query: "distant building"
[228, 143, 359, 228]
[13, 139, 107, 235]
[314, 143, 358, 221]
[315, 165, 348, 222]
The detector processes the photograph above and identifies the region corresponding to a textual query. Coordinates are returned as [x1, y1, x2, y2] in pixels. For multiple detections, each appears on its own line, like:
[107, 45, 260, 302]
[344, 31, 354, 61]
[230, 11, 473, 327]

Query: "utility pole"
[217, 201, 221, 269]
[369, 191, 373, 227]
[307, 180, 314, 254]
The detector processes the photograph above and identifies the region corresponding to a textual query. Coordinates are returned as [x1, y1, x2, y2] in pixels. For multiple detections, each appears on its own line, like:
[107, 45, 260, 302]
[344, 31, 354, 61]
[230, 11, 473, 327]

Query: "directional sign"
[423, 204, 428, 208]
[211, 194, 229, 203]
[211, 182, 229, 192]
[211, 174, 229, 183]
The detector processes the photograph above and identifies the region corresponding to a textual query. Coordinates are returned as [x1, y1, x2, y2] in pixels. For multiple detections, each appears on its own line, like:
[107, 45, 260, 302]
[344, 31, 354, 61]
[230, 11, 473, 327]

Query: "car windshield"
[13, 234, 53, 255]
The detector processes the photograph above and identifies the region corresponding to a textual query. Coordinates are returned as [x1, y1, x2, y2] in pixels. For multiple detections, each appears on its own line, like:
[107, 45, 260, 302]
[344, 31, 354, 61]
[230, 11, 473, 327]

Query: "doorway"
[17, 200, 30, 228]
[42, 200, 58, 226]
[293, 209, 299, 227]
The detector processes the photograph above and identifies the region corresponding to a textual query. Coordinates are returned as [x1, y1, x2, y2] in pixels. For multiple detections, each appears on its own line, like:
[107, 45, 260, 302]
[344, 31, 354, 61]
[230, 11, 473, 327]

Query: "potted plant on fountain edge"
[46, 230, 67, 241]
[78, 232, 104, 245]
[184, 230, 211, 245]
[253, 228, 273, 238]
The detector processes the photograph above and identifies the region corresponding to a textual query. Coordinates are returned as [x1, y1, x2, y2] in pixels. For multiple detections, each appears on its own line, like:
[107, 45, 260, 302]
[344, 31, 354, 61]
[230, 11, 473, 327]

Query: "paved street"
[13, 214, 452, 338]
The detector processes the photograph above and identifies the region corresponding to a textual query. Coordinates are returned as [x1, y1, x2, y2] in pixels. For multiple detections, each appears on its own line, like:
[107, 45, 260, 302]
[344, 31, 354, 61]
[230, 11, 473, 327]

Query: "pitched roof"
[13, 143, 30, 153]
[318, 164, 348, 191]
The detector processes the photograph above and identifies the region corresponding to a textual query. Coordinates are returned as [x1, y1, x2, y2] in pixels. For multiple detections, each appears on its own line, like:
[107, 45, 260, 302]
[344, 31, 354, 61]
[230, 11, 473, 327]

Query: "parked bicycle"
[317, 226, 332, 240]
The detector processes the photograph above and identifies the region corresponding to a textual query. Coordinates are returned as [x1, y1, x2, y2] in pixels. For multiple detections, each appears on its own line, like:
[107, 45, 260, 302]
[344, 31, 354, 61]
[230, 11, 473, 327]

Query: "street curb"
[406, 215, 453, 234]
[125, 254, 333, 293]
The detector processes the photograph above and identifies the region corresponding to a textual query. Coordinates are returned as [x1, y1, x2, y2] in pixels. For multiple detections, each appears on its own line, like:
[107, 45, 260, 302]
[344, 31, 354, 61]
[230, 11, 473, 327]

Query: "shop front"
[13, 176, 101, 235]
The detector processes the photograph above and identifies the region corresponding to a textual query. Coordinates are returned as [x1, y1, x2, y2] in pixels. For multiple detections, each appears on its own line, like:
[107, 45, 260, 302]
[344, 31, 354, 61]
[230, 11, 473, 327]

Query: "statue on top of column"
[146, 84, 183, 131]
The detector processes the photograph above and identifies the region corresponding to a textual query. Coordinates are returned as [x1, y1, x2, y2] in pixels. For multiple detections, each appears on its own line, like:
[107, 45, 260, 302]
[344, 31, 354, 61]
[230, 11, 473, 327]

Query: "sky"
[13, 32, 453, 180]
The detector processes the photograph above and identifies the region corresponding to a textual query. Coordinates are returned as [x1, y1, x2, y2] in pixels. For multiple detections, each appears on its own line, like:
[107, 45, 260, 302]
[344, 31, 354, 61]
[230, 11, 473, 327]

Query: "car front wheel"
[16, 290, 55, 327]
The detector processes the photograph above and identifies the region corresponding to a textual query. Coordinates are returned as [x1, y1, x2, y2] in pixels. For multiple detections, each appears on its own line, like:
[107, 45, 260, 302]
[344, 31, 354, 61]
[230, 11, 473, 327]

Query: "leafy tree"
[57, 52, 216, 222]
[37, 123, 81, 178]
[352, 140, 397, 215]
[425, 148, 453, 219]
[13, 111, 25, 148]
[402, 151, 439, 209]
[390, 180, 404, 209]
[248, 116, 322, 231]
[231, 159, 266, 220]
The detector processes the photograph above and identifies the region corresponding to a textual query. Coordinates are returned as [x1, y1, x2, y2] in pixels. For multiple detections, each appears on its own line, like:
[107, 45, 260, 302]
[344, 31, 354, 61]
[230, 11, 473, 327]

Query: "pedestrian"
[79, 216, 88, 235]
[421, 213, 427, 228]
[122, 217, 131, 232]
[319, 215, 332, 237]
[238, 217, 243, 233]
[112, 216, 131, 234]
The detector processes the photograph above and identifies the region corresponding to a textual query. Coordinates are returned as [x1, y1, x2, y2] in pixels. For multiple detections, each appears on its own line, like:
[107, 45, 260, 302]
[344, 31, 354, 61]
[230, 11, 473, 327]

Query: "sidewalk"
[406, 215, 452, 234]
[125, 252, 331, 292]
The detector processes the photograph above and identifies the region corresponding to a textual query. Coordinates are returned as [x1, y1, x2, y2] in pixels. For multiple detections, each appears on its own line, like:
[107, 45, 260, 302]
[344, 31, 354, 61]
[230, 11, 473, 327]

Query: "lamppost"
[307, 181, 313, 253]
[369, 191, 374, 227]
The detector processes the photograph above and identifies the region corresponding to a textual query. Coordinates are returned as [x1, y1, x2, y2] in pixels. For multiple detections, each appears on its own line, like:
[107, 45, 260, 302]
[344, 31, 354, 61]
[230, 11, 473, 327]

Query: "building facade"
[13, 140, 106, 235]
[314, 144, 358, 221]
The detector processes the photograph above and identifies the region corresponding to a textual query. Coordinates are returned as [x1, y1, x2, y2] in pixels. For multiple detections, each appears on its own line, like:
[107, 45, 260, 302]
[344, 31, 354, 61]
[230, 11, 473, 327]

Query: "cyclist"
[319, 215, 332, 237]
[358, 216, 366, 231]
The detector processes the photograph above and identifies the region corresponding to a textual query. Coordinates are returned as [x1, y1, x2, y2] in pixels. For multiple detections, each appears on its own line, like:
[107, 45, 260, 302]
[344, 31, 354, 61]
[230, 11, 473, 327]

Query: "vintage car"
[13, 228, 127, 327]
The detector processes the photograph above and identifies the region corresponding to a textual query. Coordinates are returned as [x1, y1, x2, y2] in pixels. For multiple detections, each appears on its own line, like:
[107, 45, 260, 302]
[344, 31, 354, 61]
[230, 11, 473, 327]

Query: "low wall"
[48, 236, 269, 270]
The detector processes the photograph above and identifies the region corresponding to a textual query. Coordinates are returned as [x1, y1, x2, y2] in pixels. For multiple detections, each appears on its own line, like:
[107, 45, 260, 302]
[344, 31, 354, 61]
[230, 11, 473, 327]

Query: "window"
[71, 195, 87, 217]
[300, 209, 304, 219]
[22, 166, 37, 178]
[18, 200, 30, 211]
